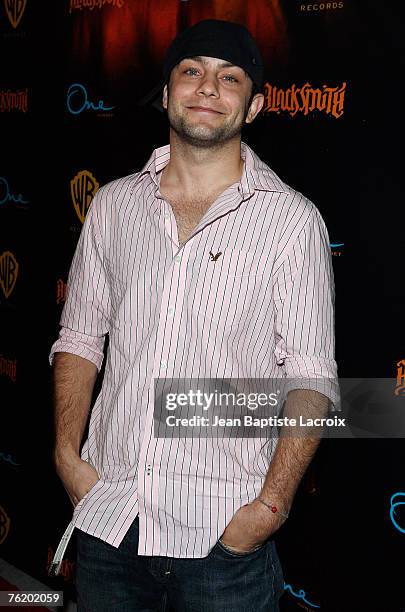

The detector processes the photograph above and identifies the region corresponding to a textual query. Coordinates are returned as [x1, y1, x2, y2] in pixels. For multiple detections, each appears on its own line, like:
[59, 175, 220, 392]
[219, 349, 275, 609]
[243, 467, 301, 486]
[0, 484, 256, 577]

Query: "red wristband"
[257, 497, 289, 519]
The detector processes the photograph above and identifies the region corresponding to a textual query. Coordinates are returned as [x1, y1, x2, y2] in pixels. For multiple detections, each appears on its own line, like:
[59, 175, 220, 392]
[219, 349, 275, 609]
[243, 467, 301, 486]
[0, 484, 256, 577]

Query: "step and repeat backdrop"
[1, 1, 404, 610]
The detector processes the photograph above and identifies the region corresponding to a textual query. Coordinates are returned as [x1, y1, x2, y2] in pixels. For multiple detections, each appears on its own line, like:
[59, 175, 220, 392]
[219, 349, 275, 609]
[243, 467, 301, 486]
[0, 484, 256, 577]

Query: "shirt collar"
[241, 142, 290, 195]
[131, 141, 290, 198]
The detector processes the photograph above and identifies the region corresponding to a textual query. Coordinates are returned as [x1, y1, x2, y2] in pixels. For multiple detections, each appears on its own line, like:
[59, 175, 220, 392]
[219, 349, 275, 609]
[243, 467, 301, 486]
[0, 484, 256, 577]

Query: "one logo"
[263, 82, 347, 119]
[0, 251, 19, 298]
[70, 170, 99, 224]
[209, 251, 222, 261]
[4, 0, 27, 28]
[330, 241, 344, 257]
[66, 83, 115, 115]
[390, 492, 405, 534]
[56, 278, 67, 304]
[0, 354, 17, 382]
[0, 505, 11, 544]
[0, 89, 28, 112]
[284, 582, 320, 608]
[0, 451, 20, 467]
[394, 360, 405, 396]
[0, 177, 29, 207]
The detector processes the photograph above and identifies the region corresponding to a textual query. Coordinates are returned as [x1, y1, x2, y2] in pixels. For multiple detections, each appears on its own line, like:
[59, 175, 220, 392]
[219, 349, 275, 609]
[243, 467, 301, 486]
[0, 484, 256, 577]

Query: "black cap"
[138, 19, 264, 112]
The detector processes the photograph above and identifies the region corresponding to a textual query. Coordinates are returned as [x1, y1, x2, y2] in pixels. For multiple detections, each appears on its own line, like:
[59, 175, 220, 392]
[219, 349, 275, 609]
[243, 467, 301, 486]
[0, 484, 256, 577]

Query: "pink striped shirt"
[49, 141, 338, 568]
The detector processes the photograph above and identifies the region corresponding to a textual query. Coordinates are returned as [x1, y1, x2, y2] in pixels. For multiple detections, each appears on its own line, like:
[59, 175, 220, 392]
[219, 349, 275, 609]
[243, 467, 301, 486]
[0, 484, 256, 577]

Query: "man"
[49, 19, 338, 612]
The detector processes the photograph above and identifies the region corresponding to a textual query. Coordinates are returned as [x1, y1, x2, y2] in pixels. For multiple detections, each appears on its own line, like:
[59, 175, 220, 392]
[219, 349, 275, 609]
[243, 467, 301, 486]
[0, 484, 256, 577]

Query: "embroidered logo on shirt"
[209, 251, 222, 261]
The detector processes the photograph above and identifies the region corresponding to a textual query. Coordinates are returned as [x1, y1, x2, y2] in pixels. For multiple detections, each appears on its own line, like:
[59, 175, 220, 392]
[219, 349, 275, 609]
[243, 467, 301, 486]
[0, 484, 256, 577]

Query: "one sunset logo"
[330, 242, 344, 256]
[390, 492, 405, 534]
[0, 177, 29, 207]
[66, 83, 115, 116]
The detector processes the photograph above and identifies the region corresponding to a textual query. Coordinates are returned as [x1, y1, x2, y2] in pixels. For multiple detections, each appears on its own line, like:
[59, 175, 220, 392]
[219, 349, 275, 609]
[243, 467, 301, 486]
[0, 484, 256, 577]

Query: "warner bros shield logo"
[70, 170, 99, 224]
[4, 0, 27, 29]
[0, 251, 19, 298]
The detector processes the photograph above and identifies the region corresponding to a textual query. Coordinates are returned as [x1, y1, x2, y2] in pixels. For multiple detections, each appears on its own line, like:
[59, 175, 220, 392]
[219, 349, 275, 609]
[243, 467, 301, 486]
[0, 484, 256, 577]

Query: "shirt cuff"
[48, 328, 105, 372]
[281, 355, 340, 411]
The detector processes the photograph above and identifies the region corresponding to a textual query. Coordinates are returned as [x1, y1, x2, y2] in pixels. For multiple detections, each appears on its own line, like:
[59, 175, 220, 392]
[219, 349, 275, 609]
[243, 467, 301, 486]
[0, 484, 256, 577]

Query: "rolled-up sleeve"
[49, 190, 111, 372]
[273, 205, 340, 409]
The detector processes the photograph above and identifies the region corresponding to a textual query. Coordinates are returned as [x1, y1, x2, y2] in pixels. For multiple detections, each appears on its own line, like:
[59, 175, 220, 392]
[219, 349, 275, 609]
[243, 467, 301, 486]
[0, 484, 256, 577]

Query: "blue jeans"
[75, 514, 284, 611]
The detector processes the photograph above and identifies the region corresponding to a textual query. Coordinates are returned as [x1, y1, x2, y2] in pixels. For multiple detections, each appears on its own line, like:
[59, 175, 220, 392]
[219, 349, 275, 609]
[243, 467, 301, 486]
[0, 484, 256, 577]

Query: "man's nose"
[197, 73, 220, 97]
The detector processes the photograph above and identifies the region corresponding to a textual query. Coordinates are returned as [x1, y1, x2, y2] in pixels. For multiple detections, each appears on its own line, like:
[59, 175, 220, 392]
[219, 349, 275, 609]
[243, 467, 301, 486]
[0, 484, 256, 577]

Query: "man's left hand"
[219, 498, 287, 553]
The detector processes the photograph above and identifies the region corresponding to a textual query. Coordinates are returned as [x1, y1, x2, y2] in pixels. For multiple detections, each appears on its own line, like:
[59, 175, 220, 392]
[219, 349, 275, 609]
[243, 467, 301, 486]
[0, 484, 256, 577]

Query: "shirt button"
[174, 255, 181, 263]
[168, 307, 174, 317]
[164, 211, 170, 219]
[160, 359, 167, 368]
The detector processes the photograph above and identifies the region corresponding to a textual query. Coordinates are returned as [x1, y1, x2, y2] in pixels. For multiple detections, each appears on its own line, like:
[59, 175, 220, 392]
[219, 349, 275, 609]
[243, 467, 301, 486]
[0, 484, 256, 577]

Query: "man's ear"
[245, 93, 265, 124]
[162, 84, 168, 110]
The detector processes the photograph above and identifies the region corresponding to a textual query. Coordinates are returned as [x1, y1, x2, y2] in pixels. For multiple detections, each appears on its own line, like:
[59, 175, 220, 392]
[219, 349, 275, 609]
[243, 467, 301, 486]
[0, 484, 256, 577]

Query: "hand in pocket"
[56, 455, 100, 507]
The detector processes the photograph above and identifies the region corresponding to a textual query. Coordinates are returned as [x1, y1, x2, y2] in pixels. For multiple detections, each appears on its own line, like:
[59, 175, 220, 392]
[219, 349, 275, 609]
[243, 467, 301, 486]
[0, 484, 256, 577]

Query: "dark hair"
[247, 81, 260, 107]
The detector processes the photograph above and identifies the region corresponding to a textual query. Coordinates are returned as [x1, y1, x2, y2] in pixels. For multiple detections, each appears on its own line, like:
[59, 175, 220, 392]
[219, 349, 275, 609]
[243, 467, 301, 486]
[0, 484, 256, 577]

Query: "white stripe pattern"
[49, 141, 338, 565]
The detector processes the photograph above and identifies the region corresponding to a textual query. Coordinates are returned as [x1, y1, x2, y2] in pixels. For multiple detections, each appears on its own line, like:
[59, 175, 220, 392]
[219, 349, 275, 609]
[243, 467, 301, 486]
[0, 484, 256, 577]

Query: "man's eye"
[223, 75, 238, 82]
[184, 67, 199, 75]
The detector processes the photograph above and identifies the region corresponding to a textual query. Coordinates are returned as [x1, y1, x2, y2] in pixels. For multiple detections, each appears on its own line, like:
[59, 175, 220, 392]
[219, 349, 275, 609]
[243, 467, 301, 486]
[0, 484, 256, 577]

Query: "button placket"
[138, 244, 191, 556]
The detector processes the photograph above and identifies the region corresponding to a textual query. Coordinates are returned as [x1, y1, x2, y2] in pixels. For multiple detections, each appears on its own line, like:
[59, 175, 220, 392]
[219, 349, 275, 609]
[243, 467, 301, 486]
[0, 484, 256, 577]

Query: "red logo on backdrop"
[0, 89, 28, 112]
[56, 279, 67, 304]
[47, 547, 75, 582]
[68, 2, 289, 80]
[0, 354, 17, 382]
[69, 0, 124, 12]
[4, 0, 27, 29]
[395, 360, 405, 396]
[263, 82, 347, 119]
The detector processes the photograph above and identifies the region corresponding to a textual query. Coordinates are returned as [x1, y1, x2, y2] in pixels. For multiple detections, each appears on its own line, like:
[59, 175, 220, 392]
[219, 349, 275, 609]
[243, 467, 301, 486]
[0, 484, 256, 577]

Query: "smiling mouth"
[188, 106, 222, 114]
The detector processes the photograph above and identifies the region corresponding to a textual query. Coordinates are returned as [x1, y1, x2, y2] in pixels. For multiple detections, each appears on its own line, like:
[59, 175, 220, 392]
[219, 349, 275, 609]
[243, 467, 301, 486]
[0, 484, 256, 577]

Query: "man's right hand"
[54, 453, 100, 508]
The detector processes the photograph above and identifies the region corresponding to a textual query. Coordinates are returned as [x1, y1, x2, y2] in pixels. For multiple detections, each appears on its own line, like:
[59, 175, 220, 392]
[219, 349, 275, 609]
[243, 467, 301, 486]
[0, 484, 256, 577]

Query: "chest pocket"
[189, 247, 266, 333]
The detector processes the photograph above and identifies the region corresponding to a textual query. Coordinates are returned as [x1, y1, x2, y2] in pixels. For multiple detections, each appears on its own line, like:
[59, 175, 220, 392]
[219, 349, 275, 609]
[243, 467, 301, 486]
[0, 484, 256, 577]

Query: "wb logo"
[0, 251, 19, 298]
[0, 505, 11, 544]
[4, 0, 27, 29]
[70, 170, 99, 224]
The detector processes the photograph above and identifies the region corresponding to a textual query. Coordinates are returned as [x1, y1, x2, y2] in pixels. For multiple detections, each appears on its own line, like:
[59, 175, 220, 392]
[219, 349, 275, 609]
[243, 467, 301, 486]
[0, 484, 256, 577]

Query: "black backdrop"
[1, 1, 404, 610]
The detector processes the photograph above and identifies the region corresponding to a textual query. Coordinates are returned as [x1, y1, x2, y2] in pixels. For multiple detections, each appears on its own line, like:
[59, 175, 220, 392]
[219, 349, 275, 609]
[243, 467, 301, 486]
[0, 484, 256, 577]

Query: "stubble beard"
[167, 101, 249, 149]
